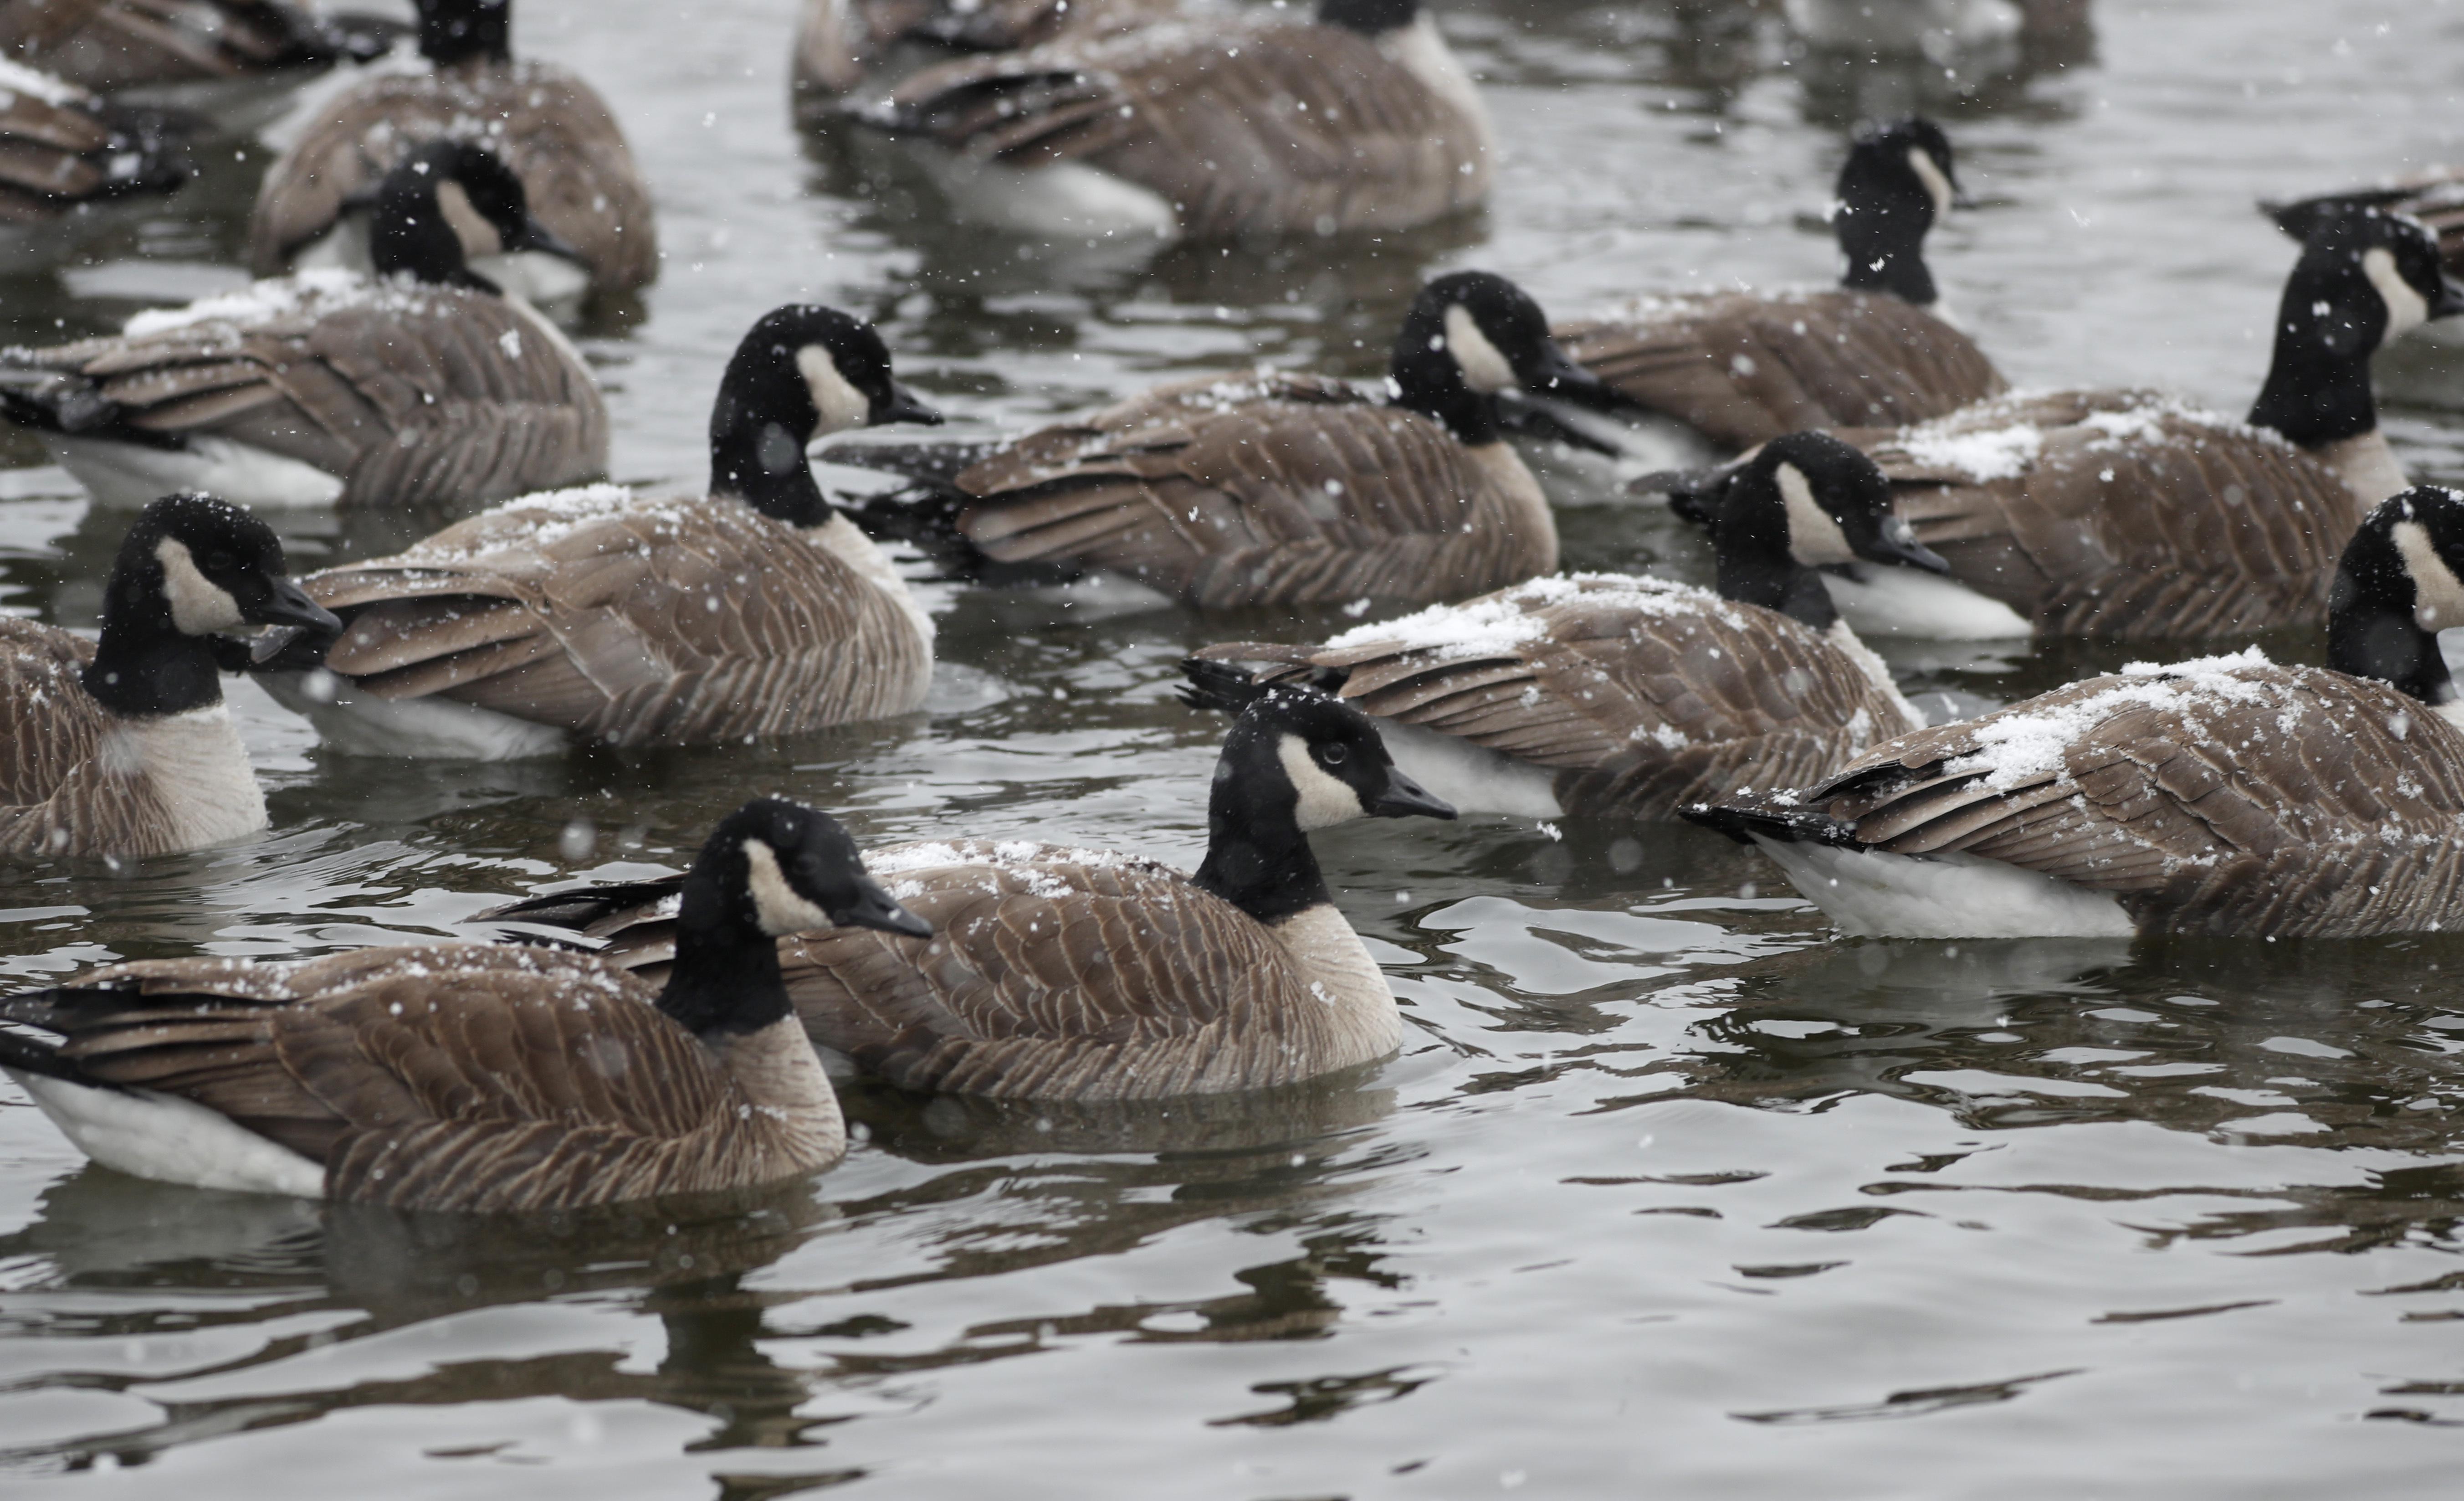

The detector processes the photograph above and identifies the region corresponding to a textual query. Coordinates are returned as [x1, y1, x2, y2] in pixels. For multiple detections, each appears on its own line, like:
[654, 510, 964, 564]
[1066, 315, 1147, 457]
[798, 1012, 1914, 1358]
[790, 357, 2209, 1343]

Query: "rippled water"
[6, 0, 2464, 1493]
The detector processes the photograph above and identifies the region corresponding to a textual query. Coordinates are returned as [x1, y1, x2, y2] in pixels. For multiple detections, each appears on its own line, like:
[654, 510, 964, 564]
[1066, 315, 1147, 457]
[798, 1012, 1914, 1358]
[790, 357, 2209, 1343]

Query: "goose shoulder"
[1849, 390, 2362, 637]
[1196, 575, 1919, 818]
[248, 61, 656, 290]
[952, 375, 1552, 607]
[794, 0, 1160, 98]
[302, 489, 932, 746]
[1557, 288, 2005, 449]
[0, 943, 843, 1212]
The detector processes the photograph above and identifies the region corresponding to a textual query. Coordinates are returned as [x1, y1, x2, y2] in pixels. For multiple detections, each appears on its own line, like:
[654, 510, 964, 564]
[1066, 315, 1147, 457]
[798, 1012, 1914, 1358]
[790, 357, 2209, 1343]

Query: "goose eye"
[207, 552, 236, 573]
[1317, 743, 1348, 768]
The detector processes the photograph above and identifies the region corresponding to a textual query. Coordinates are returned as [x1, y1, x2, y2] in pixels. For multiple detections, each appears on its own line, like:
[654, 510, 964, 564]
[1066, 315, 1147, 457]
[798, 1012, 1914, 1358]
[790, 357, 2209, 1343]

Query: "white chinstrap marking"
[2394, 519, 2464, 630]
[1443, 304, 1517, 394]
[1907, 146, 1954, 223]
[797, 345, 872, 436]
[153, 537, 246, 634]
[435, 179, 501, 257]
[743, 837, 840, 936]
[1775, 463, 1858, 565]
[2365, 247, 2431, 341]
[1276, 733, 1368, 830]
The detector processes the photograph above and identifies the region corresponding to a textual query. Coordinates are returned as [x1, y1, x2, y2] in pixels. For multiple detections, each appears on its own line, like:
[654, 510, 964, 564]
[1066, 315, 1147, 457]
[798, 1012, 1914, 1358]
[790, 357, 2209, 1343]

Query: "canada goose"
[847, 0, 1492, 241]
[1685, 486, 2464, 940]
[247, 0, 655, 306]
[838, 271, 1610, 609]
[2266, 171, 2464, 410]
[792, 0, 1168, 104]
[0, 58, 192, 247]
[0, 139, 608, 512]
[0, 0, 400, 125]
[255, 303, 943, 758]
[1660, 209, 2464, 641]
[485, 689, 1457, 1100]
[1180, 433, 1934, 821]
[0, 492, 338, 860]
[0, 797, 932, 1212]
[1555, 118, 2005, 451]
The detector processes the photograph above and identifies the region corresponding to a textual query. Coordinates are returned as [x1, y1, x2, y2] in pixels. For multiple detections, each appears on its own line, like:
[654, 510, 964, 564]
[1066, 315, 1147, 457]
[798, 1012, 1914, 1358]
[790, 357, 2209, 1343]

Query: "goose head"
[1390, 271, 1619, 444]
[1704, 432, 1947, 627]
[2329, 485, 2464, 707]
[369, 140, 566, 293]
[1834, 116, 1966, 306]
[2250, 209, 2464, 447]
[85, 493, 339, 716]
[709, 303, 943, 524]
[415, 0, 512, 67]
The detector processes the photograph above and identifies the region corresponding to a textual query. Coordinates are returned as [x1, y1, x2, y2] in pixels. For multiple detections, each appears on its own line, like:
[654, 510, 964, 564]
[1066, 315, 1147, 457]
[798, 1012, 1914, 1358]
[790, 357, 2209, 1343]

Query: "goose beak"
[872, 382, 945, 428]
[251, 577, 343, 635]
[1369, 766, 1456, 822]
[1519, 342, 1623, 412]
[1866, 514, 1950, 575]
[2431, 274, 2464, 321]
[510, 212, 585, 264]
[839, 877, 933, 939]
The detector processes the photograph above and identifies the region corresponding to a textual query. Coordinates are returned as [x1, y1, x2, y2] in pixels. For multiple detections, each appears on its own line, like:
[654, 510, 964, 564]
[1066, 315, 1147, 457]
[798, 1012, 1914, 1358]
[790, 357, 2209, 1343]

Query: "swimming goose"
[1181, 433, 1934, 821]
[793, 0, 1168, 105]
[847, 0, 1492, 241]
[248, 0, 655, 305]
[0, 0, 399, 123]
[2266, 172, 2464, 410]
[0, 139, 608, 512]
[0, 58, 192, 242]
[0, 797, 931, 1211]
[1685, 486, 2464, 940]
[0, 492, 338, 860]
[258, 303, 943, 758]
[485, 689, 1456, 1100]
[1556, 118, 2005, 451]
[1663, 209, 2464, 641]
[838, 271, 1609, 608]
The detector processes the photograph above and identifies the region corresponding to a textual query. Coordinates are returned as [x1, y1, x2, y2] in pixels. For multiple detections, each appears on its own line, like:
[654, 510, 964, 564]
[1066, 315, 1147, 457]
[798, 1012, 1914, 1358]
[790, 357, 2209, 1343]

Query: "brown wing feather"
[248, 61, 656, 290]
[0, 0, 315, 90]
[1558, 289, 2007, 450]
[308, 493, 931, 745]
[1846, 391, 2363, 638]
[1795, 665, 2464, 936]
[0, 617, 192, 858]
[1197, 576, 1918, 818]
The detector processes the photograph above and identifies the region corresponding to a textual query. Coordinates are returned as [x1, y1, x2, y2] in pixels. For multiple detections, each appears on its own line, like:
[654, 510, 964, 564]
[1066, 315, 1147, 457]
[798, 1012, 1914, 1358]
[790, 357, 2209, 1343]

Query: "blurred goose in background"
[792, 0, 1171, 108]
[2266, 170, 2464, 409]
[0, 0, 401, 130]
[1181, 433, 1933, 822]
[1656, 208, 2464, 640]
[0, 140, 607, 512]
[1688, 486, 2464, 940]
[1776, 0, 2088, 64]
[0, 797, 930, 1212]
[0, 492, 337, 860]
[0, 57, 193, 268]
[1555, 117, 2003, 454]
[847, 0, 1491, 242]
[835, 272, 1610, 609]
[484, 690, 1455, 1100]
[258, 304, 943, 758]
[248, 0, 655, 309]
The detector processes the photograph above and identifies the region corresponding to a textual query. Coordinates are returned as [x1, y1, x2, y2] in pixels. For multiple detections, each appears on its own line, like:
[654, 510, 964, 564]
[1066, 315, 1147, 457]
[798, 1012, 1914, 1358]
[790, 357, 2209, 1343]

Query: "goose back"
[0, 0, 364, 92]
[248, 61, 656, 292]
[0, 62, 190, 223]
[301, 488, 932, 746]
[794, 0, 1167, 98]
[944, 371, 1555, 607]
[0, 944, 845, 1212]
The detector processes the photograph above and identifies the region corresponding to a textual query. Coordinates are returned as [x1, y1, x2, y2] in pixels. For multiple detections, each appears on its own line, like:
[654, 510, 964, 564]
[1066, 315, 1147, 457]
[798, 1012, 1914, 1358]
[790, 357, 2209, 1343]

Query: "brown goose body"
[0, 272, 608, 509]
[491, 841, 1404, 1101]
[935, 370, 1556, 608]
[1557, 288, 2004, 451]
[0, 944, 846, 1211]
[295, 487, 934, 749]
[248, 59, 656, 293]
[0, 60, 189, 226]
[1838, 389, 2372, 638]
[794, 0, 1169, 100]
[862, 9, 1491, 239]
[1193, 574, 1919, 820]
[1711, 659, 2464, 938]
[0, 0, 369, 95]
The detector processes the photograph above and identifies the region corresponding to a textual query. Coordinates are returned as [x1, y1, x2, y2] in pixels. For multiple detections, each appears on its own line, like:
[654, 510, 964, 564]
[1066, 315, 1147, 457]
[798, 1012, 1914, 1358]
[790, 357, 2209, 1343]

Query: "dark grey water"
[5, 0, 2464, 1494]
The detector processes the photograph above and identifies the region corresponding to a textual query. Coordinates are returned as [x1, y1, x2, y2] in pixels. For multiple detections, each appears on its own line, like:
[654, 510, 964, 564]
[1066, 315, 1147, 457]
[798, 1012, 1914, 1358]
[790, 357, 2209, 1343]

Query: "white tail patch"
[9, 1070, 326, 1198]
[1774, 462, 1858, 565]
[1443, 304, 1517, 395]
[259, 671, 569, 759]
[154, 537, 246, 634]
[2366, 247, 2431, 342]
[1748, 837, 2137, 939]
[1820, 562, 2034, 640]
[49, 432, 343, 510]
[796, 344, 872, 437]
[1373, 719, 1562, 819]
[743, 837, 839, 936]
[1276, 733, 1367, 831]
[2393, 519, 2464, 630]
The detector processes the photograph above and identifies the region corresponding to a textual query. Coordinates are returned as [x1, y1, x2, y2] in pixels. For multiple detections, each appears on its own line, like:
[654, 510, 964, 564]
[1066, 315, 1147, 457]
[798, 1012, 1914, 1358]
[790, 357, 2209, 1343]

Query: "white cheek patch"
[1442, 304, 1518, 395]
[743, 837, 839, 936]
[2364, 247, 2431, 341]
[435, 179, 502, 258]
[2392, 519, 2464, 629]
[154, 537, 246, 635]
[1776, 463, 1858, 565]
[1906, 146, 1954, 224]
[796, 344, 873, 437]
[1276, 733, 1367, 831]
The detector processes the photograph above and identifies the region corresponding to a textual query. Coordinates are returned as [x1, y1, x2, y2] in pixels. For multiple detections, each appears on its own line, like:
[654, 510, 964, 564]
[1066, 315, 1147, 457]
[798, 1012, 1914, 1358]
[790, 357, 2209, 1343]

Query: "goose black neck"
[709, 409, 829, 527]
[2247, 274, 2380, 448]
[370, 175, 489, 290]
[1713, 474, 1840, 631]
[1192, 754, 1332, 926]
[1835, 206, 1937, 305]
[2327, 525, 2453, 704]
[1317, 0, 1417, 35]
[420, 0, 511, 66]
[657, 864, 796, 1038]
[82, 534, 224, 719]
[1388, 318, 1503, 446]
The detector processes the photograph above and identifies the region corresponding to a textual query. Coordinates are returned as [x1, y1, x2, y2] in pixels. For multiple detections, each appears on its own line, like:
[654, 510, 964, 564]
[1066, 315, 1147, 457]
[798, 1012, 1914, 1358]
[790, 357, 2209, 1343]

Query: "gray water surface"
[5, 0, 2464, 1495]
